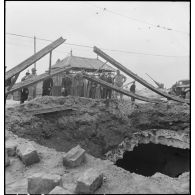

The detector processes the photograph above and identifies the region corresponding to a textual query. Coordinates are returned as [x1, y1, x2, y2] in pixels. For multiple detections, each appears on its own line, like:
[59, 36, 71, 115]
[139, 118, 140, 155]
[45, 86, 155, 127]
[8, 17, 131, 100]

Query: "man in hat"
[61, 71, 72, 96]
[130, 81, 136, 104]
[20, 71, 30, 104]
[28, 67, 37, 100]
[113, 70, 127, 100]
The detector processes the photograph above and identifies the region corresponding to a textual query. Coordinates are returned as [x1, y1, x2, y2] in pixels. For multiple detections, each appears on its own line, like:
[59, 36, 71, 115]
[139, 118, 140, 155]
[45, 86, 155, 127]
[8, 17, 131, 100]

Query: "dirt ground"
[6, 130, 189, 194]
[5, 96, 190, 193]
[6, 96, 190, 158]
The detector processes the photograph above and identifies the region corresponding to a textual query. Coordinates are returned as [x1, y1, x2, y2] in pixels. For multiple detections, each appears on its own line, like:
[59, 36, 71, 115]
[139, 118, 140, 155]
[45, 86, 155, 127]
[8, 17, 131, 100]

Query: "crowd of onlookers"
[19, 68, 136, 104]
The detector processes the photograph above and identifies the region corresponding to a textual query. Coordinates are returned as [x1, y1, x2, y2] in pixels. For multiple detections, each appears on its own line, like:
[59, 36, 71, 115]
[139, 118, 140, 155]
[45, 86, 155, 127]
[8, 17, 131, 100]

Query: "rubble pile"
[6, 96, 190, 159]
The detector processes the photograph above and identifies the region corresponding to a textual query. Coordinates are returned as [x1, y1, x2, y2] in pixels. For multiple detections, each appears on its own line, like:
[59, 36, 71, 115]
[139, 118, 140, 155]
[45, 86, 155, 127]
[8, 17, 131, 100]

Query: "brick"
[75, 168, 103, 194]
[5, 152, 10, 167]
[6, 141, 17, 156]
[27, 173, 61, 194]
[49, 186, 72, 194]
[63, 145, 85, 168]
[16, 142, 40, 166]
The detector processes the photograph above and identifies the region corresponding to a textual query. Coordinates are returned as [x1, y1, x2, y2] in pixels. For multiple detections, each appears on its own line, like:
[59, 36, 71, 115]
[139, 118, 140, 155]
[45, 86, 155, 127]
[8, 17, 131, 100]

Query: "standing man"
[106, 72, 113, 99]
[42, 76, 53, 96]
[61, 71, 72, 96]
[28, 67, 37, 100]
[20, 71, 30, 104]
[130, 81, 136, 104]
[99, 72, 107, 99]
[114, 70, 127, 100]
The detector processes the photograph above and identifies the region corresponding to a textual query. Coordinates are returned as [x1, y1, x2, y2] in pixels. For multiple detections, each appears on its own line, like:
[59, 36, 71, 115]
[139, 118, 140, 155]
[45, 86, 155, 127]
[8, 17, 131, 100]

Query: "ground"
[5, 96, 190, 194]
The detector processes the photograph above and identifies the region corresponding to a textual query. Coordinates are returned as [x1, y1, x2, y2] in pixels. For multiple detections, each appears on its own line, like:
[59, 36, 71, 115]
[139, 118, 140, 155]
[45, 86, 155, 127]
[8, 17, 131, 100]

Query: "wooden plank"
[83, 74, 163, 103]
[6, 67, 71, 95]
[93, 46, 189, 104]
[6, 37, 65, 81]
[26, 105, 77, 115]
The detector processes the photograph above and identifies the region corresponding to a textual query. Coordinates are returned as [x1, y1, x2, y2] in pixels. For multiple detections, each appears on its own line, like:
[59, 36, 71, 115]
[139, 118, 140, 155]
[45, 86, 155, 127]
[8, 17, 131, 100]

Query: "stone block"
[27, 173, 61, 194]
[6, 141, 17, 156]
[49, 186, 72, 194]
[5, 152, 10, 167]
[63, 145, 85, 168]
[16, 142, 40, 166]
[75, 168, 103, 194]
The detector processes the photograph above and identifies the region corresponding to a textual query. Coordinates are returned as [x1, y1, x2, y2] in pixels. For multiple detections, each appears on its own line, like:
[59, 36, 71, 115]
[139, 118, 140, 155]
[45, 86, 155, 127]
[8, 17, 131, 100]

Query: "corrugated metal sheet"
[52, 56, 115, 72]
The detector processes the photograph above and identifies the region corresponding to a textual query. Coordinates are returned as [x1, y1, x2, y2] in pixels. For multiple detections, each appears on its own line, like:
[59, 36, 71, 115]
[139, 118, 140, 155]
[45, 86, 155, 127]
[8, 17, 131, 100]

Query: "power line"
[6, 32, 189, 58]
[87, 3, 189, 35]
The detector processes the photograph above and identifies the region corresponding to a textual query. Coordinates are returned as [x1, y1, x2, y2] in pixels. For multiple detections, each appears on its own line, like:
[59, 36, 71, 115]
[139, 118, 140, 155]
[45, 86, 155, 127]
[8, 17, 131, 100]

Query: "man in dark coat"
[20, 71, 30, 104]
[130, 81, 136, 103]
[42, 76, 53, 96]
[106, 72, 113, 99]
[99, 72, 107, 99]
[61, 71, 72, 96]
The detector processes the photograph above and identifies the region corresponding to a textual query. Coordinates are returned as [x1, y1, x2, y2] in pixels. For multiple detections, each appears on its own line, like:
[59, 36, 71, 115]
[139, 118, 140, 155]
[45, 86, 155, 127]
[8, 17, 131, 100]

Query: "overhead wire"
[6, 32, 189, 58]
[87, 3, 189, 35]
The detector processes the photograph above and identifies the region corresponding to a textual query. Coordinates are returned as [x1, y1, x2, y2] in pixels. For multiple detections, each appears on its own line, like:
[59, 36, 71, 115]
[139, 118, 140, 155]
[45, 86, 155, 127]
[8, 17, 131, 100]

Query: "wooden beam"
[6, 67, 71, 95]
[6, 37, 66, 81]
[93, 46, 189, 104]
[83, 74, 163, 103]
[49, 51, 52, 74]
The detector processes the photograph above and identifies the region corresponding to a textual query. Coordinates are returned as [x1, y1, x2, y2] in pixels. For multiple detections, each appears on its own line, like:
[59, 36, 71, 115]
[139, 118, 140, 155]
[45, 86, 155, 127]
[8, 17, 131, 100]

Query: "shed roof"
[52, 55, 115, 72]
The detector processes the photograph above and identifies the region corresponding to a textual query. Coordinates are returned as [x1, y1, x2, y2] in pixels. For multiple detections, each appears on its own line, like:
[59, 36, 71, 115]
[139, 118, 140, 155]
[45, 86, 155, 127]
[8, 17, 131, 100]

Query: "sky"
[5, 1, 190, 89]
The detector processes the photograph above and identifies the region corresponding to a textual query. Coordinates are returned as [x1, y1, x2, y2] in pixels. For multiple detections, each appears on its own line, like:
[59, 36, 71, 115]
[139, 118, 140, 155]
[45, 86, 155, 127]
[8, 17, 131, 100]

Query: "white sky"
[5, 1, 189, 89]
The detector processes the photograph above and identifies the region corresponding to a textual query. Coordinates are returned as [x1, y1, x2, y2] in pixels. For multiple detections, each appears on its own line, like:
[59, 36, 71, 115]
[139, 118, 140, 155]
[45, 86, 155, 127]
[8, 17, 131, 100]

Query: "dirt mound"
[6, 96, 190, 159]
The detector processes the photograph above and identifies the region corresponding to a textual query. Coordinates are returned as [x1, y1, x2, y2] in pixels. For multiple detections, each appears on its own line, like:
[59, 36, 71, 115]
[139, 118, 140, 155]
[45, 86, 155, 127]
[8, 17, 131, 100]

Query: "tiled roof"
[52, 55, 115, 72]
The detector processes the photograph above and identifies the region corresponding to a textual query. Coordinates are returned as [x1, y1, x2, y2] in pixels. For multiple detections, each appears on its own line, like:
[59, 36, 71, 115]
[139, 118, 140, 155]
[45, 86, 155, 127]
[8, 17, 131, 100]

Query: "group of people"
[20, 68, 136, 104]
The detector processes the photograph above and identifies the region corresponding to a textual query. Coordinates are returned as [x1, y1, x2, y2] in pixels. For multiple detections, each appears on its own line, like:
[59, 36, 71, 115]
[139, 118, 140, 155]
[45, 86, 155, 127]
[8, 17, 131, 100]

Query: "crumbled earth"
[5, 96, 190, 159]
[5, 96, 190, 193]
[5, 131, 189, 194]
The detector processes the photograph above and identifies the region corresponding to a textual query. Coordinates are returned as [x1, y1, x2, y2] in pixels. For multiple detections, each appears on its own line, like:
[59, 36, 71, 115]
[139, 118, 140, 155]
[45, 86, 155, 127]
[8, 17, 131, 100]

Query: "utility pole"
[34, 36, 36, 69]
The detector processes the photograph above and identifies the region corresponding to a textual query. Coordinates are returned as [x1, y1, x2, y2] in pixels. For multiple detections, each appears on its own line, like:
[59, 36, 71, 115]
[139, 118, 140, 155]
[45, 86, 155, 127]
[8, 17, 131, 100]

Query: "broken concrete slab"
[63, 145, 85, 168]
[49, 186, 72, 194]
[27, 173, 62, 194]
[5, 152, 10, 167]
[6, 141, 17, 156]
[16, 142, 40, 166]
[75, 168, 103, 194]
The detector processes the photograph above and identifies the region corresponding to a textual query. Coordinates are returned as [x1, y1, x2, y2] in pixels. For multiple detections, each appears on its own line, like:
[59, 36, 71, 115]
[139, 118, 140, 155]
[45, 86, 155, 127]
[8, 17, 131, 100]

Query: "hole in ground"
[115, 143, 190, 178]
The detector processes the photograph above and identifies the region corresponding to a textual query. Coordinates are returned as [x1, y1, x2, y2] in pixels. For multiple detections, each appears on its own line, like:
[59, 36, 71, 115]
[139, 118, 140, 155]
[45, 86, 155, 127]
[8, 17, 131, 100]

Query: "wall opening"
[115, 143, 190, 178]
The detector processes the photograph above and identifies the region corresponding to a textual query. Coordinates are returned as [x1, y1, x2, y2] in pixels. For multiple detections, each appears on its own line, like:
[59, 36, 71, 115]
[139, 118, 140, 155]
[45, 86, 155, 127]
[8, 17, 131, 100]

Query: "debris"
[75, 168, 103, 194]
[16, 142, 40, 166]
[27, 173, 61, 194]
[63, 145, 86, 168]
[49, 186, 72, 194]
[6, 141, 17, 156]
[5, 152, 10, 167]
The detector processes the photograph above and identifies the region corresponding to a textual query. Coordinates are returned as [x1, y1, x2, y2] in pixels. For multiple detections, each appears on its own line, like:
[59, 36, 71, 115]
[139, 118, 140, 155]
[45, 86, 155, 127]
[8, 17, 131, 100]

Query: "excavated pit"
[6, 96, 190, 160]
[115, 143, 190, 178]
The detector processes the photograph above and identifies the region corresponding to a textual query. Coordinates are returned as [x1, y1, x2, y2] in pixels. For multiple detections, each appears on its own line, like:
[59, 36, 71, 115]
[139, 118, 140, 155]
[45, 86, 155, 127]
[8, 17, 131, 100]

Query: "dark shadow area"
[115, 143, 190, 178]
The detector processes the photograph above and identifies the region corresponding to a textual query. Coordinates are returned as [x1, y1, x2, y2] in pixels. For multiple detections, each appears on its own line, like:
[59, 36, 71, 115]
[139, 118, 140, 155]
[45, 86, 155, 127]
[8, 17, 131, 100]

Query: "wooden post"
[34, 36, 36, 69]
[49, 51, 52, 74]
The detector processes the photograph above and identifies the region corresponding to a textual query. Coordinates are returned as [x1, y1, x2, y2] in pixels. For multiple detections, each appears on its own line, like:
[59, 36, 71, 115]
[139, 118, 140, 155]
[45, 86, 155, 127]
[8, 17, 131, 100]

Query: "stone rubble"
[75, 168, 103, 194]
[16, 142, 40, 166]
[63, 145, 86, 168]
[27, 172, 62, 194]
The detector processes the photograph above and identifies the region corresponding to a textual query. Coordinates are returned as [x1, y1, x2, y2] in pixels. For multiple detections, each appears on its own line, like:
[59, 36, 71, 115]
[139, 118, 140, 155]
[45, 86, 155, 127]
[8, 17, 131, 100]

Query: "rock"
[63, 145, 85, 168]
[5, 152, 10, 167]
[49, 186, 72, 194]
[6, 141, 17, 156]
[27, 173, 61, 194]
[75, 168, 103, 194]
[16, 142, 40, 166]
